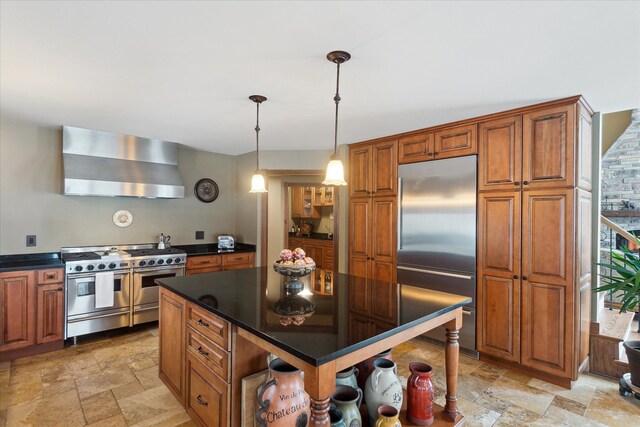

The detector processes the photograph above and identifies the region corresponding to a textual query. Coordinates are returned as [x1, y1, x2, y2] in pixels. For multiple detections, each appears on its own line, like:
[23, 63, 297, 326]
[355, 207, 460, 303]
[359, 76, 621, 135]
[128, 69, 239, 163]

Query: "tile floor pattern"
[1, 325, 639, 426]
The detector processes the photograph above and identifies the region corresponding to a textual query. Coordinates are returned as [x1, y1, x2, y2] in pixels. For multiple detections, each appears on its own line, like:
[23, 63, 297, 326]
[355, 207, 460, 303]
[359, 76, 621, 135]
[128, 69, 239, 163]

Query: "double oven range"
[62, 244, 186, 342]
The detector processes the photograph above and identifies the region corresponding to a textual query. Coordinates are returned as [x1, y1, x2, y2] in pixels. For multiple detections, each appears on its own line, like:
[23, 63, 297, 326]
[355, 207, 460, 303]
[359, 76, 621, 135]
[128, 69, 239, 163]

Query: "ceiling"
[1, 1, 639, 155]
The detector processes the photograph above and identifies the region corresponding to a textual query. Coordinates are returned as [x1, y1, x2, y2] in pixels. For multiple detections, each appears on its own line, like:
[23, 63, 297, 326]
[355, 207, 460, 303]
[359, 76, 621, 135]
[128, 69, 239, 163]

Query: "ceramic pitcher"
[331, 385, 363, 427]
[406, 362, 435, 425]
[364, 359, 403, 425]
[355, 349, 393, 393]
[375, 405, 402, 427]
[256, 358, 310, 427]
[336, 366, 360, 391]
[329, 407, 347, 427]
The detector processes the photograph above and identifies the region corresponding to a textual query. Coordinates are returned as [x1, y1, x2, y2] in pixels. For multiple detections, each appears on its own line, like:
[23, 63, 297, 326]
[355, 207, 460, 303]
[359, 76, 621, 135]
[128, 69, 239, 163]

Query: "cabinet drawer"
[187, 303, 230, 351]
[186, 266, 223, 276]
[222, 253, 252, 266]
[186, 352, 229, 427]
[187, 255, 222, 269]
[187, 327, 230, 382]
[37, 269, 63, 284]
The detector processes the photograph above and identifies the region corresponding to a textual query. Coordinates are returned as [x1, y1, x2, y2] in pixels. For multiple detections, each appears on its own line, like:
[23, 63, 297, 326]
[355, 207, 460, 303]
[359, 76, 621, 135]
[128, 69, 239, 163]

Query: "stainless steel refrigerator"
[397, 155, 477, 353]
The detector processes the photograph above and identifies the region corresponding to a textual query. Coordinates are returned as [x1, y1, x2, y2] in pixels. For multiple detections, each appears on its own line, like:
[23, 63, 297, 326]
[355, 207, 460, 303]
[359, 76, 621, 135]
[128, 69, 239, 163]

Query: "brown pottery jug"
[256, 358, 310, 427]
[406, 362, 435, 425]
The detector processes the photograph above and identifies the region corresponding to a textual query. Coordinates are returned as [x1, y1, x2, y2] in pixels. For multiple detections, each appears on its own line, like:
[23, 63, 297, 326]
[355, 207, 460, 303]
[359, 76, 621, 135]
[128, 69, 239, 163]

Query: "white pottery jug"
[364, 359, 403, 425]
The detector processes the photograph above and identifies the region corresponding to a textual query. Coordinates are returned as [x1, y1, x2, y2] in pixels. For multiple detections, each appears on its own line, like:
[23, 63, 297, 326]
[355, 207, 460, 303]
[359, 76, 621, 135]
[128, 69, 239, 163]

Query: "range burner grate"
[126, 248, 185, 257]
[62, 252, 101, 261]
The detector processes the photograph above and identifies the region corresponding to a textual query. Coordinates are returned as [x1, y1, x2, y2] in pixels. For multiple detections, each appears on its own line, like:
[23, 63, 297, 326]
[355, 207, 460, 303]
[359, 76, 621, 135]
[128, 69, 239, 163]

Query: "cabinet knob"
[523, 181, 529, 185]
[513, 275, 518, 280]
[522, 276, 528, 281]
[47, 274, 55, 279]
[197, 319, 210, 327]
[196, 395, 208, 406]
[57, 287, 63, 292]
[514, 182, 520, 186]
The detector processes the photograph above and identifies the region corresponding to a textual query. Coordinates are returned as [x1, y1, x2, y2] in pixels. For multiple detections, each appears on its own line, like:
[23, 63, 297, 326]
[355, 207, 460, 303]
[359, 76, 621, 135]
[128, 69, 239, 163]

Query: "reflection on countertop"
[288, 232, 333, 241]
[173, 242, 256, 256]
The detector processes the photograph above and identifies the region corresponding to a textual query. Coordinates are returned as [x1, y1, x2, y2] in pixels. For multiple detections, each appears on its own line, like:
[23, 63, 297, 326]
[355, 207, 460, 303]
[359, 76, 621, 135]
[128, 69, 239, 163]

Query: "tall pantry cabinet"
[348, 138, 398, 327]
[477, 98, 593, 386]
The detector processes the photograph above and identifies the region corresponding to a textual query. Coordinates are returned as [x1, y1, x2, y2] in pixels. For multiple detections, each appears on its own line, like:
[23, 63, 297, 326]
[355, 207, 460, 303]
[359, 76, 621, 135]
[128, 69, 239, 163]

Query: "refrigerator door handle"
[397, 265, 473, 281]
[398, 177, 403, 250]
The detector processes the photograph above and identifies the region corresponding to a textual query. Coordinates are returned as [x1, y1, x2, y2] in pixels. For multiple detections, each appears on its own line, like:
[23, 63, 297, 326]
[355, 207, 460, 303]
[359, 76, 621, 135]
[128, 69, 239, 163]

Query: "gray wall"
[0, 116, 237, 254]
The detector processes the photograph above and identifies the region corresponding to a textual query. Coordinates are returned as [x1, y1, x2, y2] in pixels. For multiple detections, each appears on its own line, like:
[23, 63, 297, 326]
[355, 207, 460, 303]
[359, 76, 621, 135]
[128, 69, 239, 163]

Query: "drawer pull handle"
[196, 395, 208, 406]
[58, 287, 63, 292]
[200, 260, 210, 264]
[47, 274, 55, 279]
[197, 346, 209, 356]
[197, 319, 210, 327]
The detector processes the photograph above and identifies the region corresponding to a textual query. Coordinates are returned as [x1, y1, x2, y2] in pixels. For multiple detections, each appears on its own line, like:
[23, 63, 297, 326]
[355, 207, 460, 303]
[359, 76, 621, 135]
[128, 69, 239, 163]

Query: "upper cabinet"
[478, 115, 523, 191]
[350, 139, 397, 198]
[290, 187, 320, 218]
[399, 124, 477, 164]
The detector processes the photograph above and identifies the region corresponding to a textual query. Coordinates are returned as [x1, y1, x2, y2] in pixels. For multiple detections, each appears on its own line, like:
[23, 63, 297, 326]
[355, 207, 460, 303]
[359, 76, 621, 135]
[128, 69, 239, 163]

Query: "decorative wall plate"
[113, 210, 133, 227]
[194, 178, 219, 203]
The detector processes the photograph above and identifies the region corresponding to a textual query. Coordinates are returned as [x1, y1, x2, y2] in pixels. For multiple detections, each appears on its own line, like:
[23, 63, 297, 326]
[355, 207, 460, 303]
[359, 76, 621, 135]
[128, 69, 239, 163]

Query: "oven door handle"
[135, 267, 184, 274]
[68, 271, 130, 280]
[69, 311, 128, 321]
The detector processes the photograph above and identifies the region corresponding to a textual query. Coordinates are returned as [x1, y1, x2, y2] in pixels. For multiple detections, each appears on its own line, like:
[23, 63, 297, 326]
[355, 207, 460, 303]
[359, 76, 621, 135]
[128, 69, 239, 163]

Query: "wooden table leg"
[443, 326, 460, 421]
[309, 396, 331, 426]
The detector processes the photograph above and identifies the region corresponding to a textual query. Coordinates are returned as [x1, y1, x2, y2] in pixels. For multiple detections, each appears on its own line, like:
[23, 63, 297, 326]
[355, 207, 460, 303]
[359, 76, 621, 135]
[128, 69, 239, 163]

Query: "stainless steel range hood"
[63, 126, 185, 198]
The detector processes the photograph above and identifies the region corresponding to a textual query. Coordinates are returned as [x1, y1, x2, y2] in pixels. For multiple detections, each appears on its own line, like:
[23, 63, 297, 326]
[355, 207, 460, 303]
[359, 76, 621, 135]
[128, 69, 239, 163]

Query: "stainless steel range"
[62, 244, 186, 342]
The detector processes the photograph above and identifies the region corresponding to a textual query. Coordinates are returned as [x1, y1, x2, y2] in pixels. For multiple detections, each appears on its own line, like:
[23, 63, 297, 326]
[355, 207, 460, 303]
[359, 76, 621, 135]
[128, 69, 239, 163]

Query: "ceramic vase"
[364, 359, 403, 425]
[355, 349, 393, 395]
[336, 366, 360, 390]
[374, 405, 402, 427]
[331, 385, 363, 427]
[256, 358, 310, 427]
[406, 362, 435, 425]
[329, 407, 347, 427]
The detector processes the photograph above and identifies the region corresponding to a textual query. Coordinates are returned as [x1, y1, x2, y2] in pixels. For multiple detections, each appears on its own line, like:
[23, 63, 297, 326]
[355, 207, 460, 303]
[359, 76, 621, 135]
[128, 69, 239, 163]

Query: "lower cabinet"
[288, 237, 334, 270]
[186, 351, 229, 427]
[159, 288, 187, 404]
[186, 253, 255, 276]
[1, 268, 64, 359]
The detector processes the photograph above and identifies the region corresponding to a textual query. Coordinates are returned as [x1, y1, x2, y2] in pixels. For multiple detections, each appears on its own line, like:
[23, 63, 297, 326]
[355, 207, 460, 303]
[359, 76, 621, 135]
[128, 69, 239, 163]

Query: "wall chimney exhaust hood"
[63, 126, 185, 199]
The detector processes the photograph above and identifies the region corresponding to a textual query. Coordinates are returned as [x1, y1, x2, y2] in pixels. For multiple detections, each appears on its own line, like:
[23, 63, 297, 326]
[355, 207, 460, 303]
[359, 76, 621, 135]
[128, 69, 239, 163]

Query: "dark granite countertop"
[288, 233, 333, 241]
[157, 267, 470, 366]
[173, 243, 256, 256]
[0, 252, 64, 273]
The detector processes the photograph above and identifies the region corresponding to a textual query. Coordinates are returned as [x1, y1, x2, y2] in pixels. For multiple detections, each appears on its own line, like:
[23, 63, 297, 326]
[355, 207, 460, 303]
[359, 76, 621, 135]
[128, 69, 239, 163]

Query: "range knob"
[139, 260, 146, 267]
[148, 260, 156, 266]
[74, 265, 83, 272]
[174, 257, 181, 263]
[157, 259, 165, 265]
[98, 264, 106, 270]
[108, 263, 116, 269]
[166, 258, 173, 264]
[87, 265, 95, 271]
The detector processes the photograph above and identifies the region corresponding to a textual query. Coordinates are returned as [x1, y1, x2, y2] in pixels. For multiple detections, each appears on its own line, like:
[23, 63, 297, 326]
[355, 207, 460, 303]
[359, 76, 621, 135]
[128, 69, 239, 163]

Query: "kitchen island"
[156, 267, 469, 426]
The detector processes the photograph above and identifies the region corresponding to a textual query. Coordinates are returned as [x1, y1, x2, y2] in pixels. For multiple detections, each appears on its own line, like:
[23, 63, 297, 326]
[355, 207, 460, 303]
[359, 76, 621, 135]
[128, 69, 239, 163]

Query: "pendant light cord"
[333, 62, 341, 155]
[255, 102, 261, 170]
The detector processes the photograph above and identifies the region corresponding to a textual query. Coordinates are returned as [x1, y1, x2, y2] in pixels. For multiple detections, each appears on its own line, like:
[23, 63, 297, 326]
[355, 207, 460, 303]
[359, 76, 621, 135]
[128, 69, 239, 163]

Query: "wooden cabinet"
[398, 132, 434, 164]
[0, 270, 35, 351]
[159, 288, 187, 404]
[288, 237, 333, 270]
[349, 139, 397, 198]
[36, 283, 64, 344]
[291, 187, 304, 218]
[476, 98, 592, 386]
[186, 252, 255, 276]
[313, 186, 334, 206]
[291, 187, 320, 218]
[434, 123, 477, 159]
[186, 351, 229, 427]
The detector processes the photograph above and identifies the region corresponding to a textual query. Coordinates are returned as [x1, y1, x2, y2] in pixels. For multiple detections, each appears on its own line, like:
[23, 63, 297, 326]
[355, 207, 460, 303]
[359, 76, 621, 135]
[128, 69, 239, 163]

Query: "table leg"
[309, 396, 330, 426]
[443, 327, 460, 421]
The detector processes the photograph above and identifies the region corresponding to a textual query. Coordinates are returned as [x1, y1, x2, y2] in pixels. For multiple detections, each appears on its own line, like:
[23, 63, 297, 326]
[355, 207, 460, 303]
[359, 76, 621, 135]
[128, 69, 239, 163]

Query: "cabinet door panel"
[348, 260, 370, 314]
[348, 313, 372, 345]
[478, 275, 519, 361]
[186, 353, 229, 427]
[349, 199, 371, 259]
[372, 140, 397, 196]
[521, 281, 571, 377]
[399, 132, 434, 164]
[371, 261, 397, 324]
[478, 192, 521, 277]
[291, 187, 303, 217]
[478, 115, 522, 191]
[372, 197, 396, 263]
[159, 289, 186, 404]
[577, 106, 592, 191]
[36, 283, 64, 344]
[350, 146, 371, 198]
[522, 189, 573, 287]
[434, 124, 477, 159]
[523, 105, 575, 188]
[0, 271, 35, 350]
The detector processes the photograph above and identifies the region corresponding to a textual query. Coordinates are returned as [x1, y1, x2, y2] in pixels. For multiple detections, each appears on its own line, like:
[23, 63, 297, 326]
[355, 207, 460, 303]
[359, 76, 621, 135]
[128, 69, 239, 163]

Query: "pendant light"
[249, 95, 268, 193]
[322, 50, 351, 186]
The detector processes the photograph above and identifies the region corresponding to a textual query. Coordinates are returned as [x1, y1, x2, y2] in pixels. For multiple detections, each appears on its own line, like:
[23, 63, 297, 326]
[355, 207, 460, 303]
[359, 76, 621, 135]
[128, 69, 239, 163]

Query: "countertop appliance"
[397, 155, 477, 354]
[62, 244, 186, 343]
[217, 235, 235, 252]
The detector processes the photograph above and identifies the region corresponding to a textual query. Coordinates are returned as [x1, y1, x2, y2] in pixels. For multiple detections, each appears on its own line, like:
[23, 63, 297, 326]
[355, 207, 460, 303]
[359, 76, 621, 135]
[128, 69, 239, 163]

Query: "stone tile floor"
[1, 324, 639, 426]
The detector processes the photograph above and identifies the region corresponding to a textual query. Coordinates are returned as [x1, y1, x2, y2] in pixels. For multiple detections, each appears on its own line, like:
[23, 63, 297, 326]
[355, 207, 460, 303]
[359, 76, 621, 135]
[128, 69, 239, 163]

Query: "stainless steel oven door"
[66, 270, 131, 317]
[132, 266, 184, 324]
